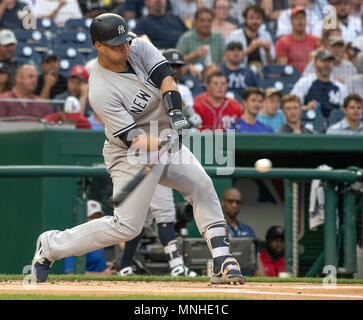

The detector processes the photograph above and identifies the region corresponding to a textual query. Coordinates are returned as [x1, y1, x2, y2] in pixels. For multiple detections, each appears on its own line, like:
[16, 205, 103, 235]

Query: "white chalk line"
[2, 285, 363, 299]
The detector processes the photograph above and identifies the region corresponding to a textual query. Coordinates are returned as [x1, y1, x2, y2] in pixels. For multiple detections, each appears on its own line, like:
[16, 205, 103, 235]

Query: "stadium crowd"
[0, 0, 362, 133]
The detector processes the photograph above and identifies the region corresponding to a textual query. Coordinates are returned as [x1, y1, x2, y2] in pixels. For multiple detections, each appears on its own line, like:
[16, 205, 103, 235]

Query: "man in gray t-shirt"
[31, 13, 245, 285]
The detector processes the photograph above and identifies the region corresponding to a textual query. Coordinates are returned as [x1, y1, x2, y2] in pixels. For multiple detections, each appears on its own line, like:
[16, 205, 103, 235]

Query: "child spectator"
[257, 88, 285, 133]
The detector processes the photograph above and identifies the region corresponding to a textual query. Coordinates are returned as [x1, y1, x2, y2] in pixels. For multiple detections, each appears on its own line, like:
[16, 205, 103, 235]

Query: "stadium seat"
[328, 109, 345, 126]
[53, 47, 86, 64]
[180, 73, 204, 97]
[260, 64, 301, 94]
[64, 18, 92, 31]
[53, 31, 93, 54]
[58, 58, 80, 78]
[301, 109, 328, 133]
[15, 45, 41, 66]
[14, 29, 48, 50]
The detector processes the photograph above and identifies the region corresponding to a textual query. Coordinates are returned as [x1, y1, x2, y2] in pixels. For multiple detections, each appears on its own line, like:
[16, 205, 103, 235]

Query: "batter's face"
[97, 41, 130, 68]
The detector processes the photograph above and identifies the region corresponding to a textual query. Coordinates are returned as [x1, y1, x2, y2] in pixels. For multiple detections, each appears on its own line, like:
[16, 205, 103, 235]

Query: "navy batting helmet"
[90, 13, 135, 46]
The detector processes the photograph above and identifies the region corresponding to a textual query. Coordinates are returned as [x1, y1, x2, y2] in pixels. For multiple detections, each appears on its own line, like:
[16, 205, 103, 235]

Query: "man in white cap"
[0, 29, 18, 78]
[64, 200, 117, 275]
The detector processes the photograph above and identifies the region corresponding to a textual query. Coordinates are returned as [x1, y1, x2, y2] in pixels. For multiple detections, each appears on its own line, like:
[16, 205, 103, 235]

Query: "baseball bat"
[112, 134, 178, 207]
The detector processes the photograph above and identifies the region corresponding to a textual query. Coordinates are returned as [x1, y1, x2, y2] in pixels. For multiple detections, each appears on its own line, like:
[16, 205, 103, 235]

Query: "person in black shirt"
[35, 52, 68, 100]
[133, 0, 187, 49]
[0, 0, 27, 30]
[0, 29, 18, 79]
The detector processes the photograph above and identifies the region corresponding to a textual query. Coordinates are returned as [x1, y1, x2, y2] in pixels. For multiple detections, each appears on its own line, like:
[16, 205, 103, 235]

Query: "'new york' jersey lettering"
[130, 89, 152, 114]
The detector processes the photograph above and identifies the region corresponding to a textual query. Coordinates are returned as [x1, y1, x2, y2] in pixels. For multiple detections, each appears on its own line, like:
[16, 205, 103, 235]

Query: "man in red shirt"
[193, 69, 243, 130]
[275, 7, 319, 74]
[0, 64, 52, 121]
[255, 226, 286, 277]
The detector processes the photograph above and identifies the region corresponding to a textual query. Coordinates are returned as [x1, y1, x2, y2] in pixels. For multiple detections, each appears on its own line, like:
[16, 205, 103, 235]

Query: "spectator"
[346, 52, 363, 98]
[32, 0, 82, 27]
[278, 93, 313, 133]
[64, 200, 117, 275]
[78, 0, 116, 18]
[35, 52, 68, 100]
[133, 0, 187, 49]
[176, 7, 226, 66]
[260, 0, 290, 20]
[307, 27, 342, 62]
[344, 42, 362, 68]
[53, 65, 91, 116]
[221, 188, 256, 239]
[291, 50, 348, 118]
[0, 64, 52, 121]
[227, 5, 275, 69]
[42, 95, 91, 129]
[255, 226, 286, 277]
[230, 87, 274, 133]
[212, 0, 237, 41]
[227, 0, 256, 25]
[309, 0, 329, 20]
[0, 29, 18, 79]
[302, 35, 358, 83]
[276, 0, 322, 38]
[275, 7, 319, 74]
[0, 62, 12, 94]
[193, 69, 242, 130]
[162, 48, 202, 129]
[257, 88, 285, 133]
[0, 0, 27, 30]
[330, 0, 362, 44]
[326, 94, 363, 135]
[123, 0, 173, 20]
[169, 0, 201, 28]
[220, 41, 259, 103]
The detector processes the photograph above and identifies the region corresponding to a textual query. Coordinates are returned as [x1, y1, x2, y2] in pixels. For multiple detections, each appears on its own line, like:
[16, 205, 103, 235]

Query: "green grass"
[1, 274, 363, 284]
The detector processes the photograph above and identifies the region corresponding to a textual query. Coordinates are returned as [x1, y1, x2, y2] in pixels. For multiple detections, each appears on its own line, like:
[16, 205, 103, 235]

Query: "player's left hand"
[169, 109, 189, 132]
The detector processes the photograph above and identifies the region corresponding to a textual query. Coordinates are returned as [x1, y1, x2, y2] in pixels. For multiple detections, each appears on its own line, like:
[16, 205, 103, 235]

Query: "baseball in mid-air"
[255, 158, 272, 173]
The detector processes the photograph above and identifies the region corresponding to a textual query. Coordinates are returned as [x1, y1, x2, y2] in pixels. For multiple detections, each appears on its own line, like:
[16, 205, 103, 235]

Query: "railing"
[0, 165, 362, 276]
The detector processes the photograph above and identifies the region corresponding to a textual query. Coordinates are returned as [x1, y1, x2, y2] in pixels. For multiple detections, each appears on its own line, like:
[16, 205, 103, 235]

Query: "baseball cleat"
[171, 264, 197, 277]
[31, 236, 53, 283]
[119, 266, 135, 276]
[209, 257, 245, 285]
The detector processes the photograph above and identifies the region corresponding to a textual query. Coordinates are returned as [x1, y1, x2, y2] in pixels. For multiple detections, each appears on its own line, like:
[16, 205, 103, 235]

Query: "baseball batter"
[31, 13, 244, 285]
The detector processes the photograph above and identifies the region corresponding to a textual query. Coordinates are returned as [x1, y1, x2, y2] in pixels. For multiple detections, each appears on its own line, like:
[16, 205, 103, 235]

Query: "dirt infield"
[1, 280, 363, 300]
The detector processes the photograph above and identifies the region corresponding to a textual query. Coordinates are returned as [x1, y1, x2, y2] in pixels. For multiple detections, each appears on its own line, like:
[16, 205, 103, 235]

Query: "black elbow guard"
[162, 90, 183, 113]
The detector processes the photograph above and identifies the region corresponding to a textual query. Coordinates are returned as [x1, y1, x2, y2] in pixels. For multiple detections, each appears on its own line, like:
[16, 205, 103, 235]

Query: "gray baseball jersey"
[38, 38, 226, 262]
[89, 38, 171, 151]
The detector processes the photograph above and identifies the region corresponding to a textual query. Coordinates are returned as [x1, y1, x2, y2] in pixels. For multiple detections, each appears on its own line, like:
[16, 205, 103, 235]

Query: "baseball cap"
[0, 29, 17, 46]
[291, 6, 306, 17]
[87, 200, 104, 218]
[70, 65, 89, 82]
[163, 49, 185, 65]
[328, 35, 344, 46]
[266, 226, 284, 240]
[265, 88, 282, 98]
[226, 41, 243, 51]
[315, 50, 335, 61]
